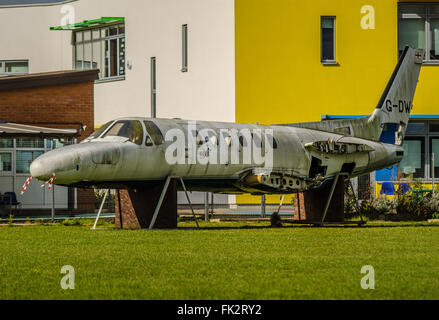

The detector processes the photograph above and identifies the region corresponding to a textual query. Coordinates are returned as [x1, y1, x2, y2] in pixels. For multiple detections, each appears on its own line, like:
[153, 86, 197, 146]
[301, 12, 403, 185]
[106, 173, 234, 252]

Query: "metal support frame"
[149, 176, 172, 230]
[179, 177, 199, 229]
[320, 172, 341, 225]
[92, 189, 109, 230]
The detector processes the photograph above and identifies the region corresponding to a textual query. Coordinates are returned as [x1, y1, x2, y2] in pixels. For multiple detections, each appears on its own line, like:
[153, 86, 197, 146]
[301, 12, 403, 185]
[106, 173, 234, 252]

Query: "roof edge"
[0, 69, 99, 91]
[0, 0, 78, 9]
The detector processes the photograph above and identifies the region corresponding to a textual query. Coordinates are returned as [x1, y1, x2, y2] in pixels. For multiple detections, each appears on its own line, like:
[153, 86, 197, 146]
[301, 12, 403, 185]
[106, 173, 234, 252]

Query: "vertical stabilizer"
[370, 46, 424, 145]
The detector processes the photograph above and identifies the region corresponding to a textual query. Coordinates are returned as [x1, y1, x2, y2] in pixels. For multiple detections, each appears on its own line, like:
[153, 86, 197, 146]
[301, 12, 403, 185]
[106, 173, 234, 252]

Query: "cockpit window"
[144, 121, 165, 145]
[103, 120, 144, 145]
[87, 121, 114, 140]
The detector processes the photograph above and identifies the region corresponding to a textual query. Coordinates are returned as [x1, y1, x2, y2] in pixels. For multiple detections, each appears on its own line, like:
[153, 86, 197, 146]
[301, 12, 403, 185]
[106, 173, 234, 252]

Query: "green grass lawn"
[0, 220, 438, 300]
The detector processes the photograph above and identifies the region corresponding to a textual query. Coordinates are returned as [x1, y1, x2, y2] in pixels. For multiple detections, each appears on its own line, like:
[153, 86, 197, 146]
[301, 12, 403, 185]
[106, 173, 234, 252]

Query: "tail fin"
[370, 46, 424, 144]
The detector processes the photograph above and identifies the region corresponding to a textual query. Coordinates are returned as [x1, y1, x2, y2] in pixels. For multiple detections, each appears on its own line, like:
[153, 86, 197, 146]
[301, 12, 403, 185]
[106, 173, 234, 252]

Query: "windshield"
[86, 121, 114, 140]
[102, 120, 144, 145]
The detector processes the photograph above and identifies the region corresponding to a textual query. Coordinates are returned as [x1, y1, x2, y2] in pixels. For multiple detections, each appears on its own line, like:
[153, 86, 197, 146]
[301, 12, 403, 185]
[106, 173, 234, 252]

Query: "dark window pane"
[429, 122, 439, 132]
[144, 121, 164, 145]
[0, 153, 12, 172]
[399, 4, 426, 15]
[406, 121, 426, 134]
[0, 139, 13, 148]
[321, 17, 335, 61]
[432, 138, 439, 178]
[429, 4, 439, 15]
[109, 39, 118, 77]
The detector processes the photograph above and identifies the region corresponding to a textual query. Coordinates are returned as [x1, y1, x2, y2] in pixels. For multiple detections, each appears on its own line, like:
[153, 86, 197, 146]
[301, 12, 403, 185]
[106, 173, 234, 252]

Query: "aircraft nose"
[30, 157, 54, 181]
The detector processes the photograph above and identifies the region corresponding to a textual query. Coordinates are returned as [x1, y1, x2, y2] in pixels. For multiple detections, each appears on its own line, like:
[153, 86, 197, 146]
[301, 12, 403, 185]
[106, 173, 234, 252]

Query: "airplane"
[30, 46, 423, 199]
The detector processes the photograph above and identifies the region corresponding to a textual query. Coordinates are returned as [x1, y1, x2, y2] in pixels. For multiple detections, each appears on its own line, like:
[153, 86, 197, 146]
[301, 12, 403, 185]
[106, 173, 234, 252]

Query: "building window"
[398, 3, 439, 62]
[74, 24, 126, 80]
[0, 139, 13, 148]
[182, 24, 188, 72]
[393, 120, 439, 181]
[0, 153, 12, 172]
[430, 137, 439, 177]
[16, 151, 44, 174]
[399, 137, 425, 179]
[321, 16, 336, 63]
[0, 60, 29, 76]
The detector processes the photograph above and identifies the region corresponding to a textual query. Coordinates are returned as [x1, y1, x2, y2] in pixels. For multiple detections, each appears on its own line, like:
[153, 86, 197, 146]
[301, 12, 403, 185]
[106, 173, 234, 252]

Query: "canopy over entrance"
[0, 122, 78, 138]
[50, 17, 125, 31]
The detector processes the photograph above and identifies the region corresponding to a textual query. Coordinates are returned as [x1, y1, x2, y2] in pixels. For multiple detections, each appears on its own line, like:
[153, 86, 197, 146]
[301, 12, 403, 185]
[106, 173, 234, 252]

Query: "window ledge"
[321, 61, 340, 66]
[95, 76, 126, 84]
[421, 61, 439, 66]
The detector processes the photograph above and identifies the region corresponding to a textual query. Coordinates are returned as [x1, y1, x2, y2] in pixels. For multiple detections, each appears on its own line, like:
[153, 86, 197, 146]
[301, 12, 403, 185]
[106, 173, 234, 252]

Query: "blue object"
[397, 184, 411, 195]
[380, 182, 396, 195]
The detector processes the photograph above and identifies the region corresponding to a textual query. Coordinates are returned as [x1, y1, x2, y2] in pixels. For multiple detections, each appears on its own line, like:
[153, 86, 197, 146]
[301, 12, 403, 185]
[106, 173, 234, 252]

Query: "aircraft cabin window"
[87, 121, 114, 140]
[103, 120, 144, 145]
[144, 121, 164, 145]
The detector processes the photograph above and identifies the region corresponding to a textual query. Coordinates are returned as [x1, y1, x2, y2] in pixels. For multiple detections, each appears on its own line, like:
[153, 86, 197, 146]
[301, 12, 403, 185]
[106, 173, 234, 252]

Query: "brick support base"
[294, 178, 345, 223]
[115, 179, 178, 229]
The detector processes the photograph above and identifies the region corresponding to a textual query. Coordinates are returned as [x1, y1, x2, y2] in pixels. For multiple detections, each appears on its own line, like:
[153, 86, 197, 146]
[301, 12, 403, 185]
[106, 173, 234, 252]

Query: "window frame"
[320, 16, 337, 65]
[73, 23, 126, 81]
[0, 60, 29, 76]
[151, 57, 157, 118]
[398, 2, 439, 64]
[181, 24, 188, 72]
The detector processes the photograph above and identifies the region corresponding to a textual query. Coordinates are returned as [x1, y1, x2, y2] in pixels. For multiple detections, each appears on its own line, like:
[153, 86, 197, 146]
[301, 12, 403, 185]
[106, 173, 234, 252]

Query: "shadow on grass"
[177, 221, 439, 231]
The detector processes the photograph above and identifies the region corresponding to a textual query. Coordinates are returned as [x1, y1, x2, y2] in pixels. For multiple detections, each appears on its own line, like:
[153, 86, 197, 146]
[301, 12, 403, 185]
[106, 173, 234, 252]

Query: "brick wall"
[0, 82, 94, 140]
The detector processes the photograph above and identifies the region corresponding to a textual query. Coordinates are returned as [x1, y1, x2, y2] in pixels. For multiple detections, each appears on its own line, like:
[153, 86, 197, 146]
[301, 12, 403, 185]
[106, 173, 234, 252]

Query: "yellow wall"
[235, 0, 439, 204]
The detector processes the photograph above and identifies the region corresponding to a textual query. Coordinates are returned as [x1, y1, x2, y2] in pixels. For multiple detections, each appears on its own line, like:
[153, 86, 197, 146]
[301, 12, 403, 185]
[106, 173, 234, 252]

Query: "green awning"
[50, 17, 124, 31]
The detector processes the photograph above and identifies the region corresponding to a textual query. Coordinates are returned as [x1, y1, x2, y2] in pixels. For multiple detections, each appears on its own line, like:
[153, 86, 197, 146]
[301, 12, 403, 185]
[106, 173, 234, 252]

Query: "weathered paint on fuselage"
[30, 117, 402, 194]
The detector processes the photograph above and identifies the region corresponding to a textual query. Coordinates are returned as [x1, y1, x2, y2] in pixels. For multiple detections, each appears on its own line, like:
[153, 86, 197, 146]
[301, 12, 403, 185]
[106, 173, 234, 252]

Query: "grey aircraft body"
[30, 47, 423, 195]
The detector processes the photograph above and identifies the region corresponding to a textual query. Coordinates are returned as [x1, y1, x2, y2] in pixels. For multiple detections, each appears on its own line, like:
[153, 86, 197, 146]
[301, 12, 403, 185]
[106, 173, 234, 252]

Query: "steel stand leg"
[320, 172, 341, 225]
[179, 177, 199, 229]
[92, 189, 109, 230]
[149, 176, 172, 230]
